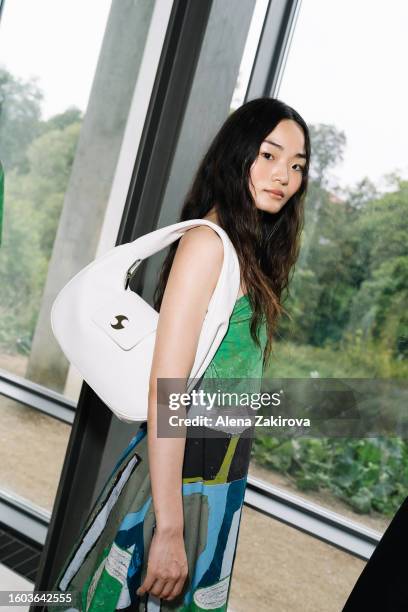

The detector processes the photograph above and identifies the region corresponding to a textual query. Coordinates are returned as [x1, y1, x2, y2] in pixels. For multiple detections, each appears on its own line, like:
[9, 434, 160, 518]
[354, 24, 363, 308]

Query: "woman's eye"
[293, 164, 305, 173]
[261, 152, 273, 160]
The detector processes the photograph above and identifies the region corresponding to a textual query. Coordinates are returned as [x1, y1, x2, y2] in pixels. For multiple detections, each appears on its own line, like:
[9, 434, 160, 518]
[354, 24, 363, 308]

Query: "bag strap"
[127, 218, 241, 388]
[127, 218, 234, 262]
[126, 218, 241, 309]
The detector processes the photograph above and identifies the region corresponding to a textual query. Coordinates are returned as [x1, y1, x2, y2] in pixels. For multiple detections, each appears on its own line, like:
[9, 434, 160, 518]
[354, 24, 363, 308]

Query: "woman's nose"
[272, 166, 289, 184]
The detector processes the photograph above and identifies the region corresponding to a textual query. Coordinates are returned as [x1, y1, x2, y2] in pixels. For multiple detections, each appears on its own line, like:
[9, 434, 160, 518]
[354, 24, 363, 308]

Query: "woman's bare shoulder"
[172, 224, 224, 294]
[149, 224, 224, 384]
[159, 224, 224, 315]
[178, 223, 223, 252]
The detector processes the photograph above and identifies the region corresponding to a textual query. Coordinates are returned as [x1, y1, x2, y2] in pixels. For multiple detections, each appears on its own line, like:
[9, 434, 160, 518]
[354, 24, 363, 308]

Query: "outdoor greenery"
[250, 119, 407, 518]
[0, 68, 82, 351]
[0, 67, 407, 516]
[252, 435, 408, 516]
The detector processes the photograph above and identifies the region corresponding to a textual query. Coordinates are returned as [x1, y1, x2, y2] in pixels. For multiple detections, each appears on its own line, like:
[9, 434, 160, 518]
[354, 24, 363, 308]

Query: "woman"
[49, 97, 310, 611]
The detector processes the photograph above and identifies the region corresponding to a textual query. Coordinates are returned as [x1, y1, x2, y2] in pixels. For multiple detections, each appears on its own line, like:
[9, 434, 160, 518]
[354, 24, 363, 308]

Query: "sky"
[0, 0, 407, 193]
[0, 0, 112, 116]
[277, 0, 408, 193]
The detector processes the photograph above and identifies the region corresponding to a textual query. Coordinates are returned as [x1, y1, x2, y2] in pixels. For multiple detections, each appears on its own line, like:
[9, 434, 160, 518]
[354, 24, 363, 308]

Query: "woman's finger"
[159, 578, 179, 600]
[136, 571, 156, 596]
[165, 574, 188, 601]
[150, 577, 170, 598]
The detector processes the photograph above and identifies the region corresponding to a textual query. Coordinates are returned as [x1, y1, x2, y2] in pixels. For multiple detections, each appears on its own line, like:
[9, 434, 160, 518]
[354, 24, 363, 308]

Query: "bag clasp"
[124, 258, 142, 290]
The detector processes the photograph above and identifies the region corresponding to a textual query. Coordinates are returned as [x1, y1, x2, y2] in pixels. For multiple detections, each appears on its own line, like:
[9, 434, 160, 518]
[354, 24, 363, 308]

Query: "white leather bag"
[50, 219, 241, 423]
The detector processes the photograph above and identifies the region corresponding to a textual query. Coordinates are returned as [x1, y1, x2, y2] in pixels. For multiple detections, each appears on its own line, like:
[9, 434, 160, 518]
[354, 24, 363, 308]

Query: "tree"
[0, 106, 81, 352]
[40, 106, 83, 133]
[346, 182, 408, 357]
[0, 67, 43, 172]
[308, 123, 346, 189]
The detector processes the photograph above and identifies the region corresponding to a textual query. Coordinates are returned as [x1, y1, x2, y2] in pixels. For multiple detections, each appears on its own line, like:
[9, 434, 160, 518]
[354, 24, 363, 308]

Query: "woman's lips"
[265, 189, 284, 199]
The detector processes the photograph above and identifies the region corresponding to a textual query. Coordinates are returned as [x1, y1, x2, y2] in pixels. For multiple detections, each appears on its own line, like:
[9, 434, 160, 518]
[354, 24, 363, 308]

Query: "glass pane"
[248, 460, 390, 534]
[250, 0, 408, 533]
[0, 394, 70, 512]
[231, 0, 269, 110]
[0, 0, 112, 402]
[230, 506, 365, 611]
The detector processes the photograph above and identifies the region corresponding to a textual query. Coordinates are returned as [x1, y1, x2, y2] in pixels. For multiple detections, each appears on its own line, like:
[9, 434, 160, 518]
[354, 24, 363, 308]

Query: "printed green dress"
[50, 294, 266, 611]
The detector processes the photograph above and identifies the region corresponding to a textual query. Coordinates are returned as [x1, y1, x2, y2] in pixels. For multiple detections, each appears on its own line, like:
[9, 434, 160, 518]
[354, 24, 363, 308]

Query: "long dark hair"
[153, 97, 311, 371]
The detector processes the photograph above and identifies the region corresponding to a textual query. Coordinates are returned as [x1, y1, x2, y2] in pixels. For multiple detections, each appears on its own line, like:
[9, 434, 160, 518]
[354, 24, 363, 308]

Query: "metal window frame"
[115, 1, 213, 251]
[0, 369, 75, 424]
[0, 489, 49, 548]
[245, 0, 302, 100]
[245, 476, 380, 560]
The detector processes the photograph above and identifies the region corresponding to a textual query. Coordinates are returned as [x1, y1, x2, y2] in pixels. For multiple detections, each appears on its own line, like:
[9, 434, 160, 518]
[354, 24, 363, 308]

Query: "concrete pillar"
[26, 0, 155, 390]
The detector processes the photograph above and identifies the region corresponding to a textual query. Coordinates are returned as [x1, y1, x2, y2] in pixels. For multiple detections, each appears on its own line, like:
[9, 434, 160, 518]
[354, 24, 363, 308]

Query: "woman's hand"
[136, 526, 189, 601]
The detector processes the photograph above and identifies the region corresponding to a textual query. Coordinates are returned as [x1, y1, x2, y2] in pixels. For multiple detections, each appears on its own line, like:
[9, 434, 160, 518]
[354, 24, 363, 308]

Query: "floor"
[0, 563, 31, 611]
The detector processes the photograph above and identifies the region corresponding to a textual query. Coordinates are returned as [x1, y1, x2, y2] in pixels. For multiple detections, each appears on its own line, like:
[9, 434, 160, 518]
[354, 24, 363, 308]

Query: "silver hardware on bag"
[124, 258, 142, 290]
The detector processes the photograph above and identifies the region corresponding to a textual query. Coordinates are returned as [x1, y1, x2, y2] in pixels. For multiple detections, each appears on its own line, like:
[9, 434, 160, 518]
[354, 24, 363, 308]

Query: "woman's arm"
[136, 225, 224, 602]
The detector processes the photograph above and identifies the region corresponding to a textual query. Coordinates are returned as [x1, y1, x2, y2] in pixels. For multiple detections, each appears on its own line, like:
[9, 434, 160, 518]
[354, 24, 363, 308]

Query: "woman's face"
[249, 119, 306, 214]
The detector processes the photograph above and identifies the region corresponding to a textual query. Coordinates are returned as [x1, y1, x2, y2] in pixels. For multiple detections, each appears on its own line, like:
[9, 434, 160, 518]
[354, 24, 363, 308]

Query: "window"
[249, 0, 408, 534]
[0, 0, 111, 401]
[0, 0, 158, 511]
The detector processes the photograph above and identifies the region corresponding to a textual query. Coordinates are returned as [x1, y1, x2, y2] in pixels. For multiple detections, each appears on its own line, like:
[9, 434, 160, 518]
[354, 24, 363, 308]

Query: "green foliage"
[279, 175, 407, 362]
[261, 337, 408, 515]
[252, 435, 408, 516]
[16, 122, 81, 257]
[41, 107, 83, 133]
[308, 123, 346, 187]
[0, 67, 44, 172]
[345, 184, 408, 359]
[264, 335, 408, 381]
[0, 68, 82, 353]
[0, 192, 47, 349]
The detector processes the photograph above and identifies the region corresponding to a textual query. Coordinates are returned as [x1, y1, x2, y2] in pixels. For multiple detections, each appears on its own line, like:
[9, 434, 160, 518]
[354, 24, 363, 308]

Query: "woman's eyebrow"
[263, 139, 307, 160]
